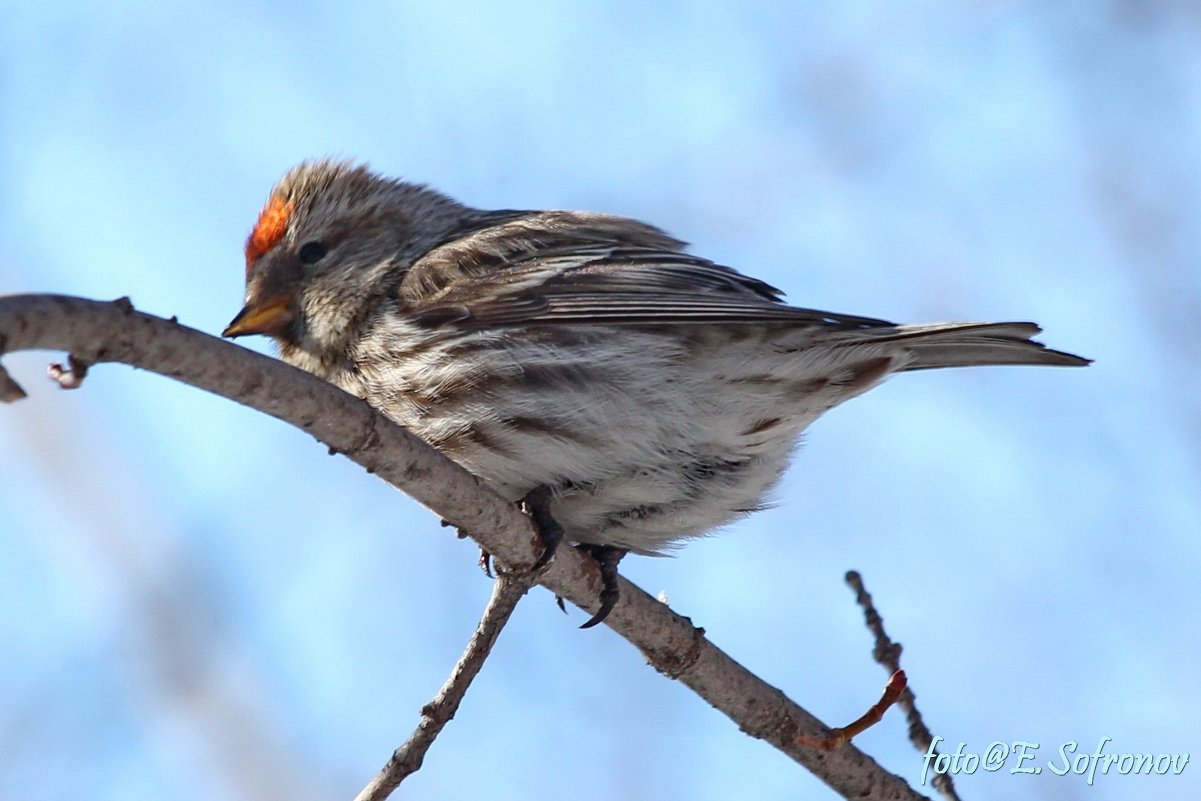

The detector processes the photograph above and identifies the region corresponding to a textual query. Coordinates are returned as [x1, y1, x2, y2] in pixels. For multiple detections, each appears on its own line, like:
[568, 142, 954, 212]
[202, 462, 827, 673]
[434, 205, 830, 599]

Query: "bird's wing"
[398, 211, 893, 331]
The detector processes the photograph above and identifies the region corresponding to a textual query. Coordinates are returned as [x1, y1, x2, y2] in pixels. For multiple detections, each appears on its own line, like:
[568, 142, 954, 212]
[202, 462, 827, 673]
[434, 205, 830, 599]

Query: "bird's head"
[223, 160, 473, 359]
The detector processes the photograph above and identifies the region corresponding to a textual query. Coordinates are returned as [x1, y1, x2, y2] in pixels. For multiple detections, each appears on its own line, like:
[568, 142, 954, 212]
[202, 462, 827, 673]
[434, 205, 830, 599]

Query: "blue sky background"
[2, 2, 1198, 800]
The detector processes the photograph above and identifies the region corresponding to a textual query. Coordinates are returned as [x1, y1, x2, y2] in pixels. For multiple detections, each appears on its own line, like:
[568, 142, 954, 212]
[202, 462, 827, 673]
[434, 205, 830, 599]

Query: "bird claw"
[519, 487, 626, 628]
[578, 545, 626, 629]
[521, 486, 564, 572]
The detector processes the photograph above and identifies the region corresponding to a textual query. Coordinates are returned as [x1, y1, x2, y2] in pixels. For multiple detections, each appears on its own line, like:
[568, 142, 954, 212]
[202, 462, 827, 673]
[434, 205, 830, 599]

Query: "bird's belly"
[352, 322, 888, 554]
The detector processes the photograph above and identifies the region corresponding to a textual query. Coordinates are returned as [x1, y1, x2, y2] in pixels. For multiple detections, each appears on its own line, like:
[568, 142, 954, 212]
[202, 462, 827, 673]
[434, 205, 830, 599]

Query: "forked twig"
[844, 571, 962, 801]
[352, 573, 534, 801]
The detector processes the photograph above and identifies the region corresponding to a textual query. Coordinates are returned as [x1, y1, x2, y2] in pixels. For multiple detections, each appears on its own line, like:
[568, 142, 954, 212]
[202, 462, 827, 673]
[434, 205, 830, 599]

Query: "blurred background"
[1, 2, 1198, 800]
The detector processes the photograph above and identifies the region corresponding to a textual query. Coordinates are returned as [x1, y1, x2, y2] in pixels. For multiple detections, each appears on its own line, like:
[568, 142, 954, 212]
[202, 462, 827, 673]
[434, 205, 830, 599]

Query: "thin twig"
[352, 573, 534, 801]
[845, 571, 961, 801]
[795, 669, 908, 750]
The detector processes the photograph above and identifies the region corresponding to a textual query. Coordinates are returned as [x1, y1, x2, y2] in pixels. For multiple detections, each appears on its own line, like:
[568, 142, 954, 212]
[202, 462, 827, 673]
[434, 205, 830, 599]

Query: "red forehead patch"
[245, 196, 294, 268]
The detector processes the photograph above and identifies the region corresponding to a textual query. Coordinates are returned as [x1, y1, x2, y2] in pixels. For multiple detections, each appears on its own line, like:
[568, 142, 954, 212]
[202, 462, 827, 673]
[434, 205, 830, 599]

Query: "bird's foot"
[476, 488, 624, 627]
[577, 544, 627, 629]
[520, 485, 564, 572]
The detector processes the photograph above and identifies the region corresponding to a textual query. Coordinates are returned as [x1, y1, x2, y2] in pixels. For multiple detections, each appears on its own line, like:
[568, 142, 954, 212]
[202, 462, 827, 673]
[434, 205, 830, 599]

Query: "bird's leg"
[444, 486, 562, 580]
[521, 486, 570, 613]
[521, 485, 564, 571]
[577, 545, 627, 629]
[464, 487, 622, 627]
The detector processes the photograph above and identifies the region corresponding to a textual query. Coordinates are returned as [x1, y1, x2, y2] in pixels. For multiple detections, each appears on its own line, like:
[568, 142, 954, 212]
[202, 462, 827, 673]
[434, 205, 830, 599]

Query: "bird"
[224, 160, 1089, 627]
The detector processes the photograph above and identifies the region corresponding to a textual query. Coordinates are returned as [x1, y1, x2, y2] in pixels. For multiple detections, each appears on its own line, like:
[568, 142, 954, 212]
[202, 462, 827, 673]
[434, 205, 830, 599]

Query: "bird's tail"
[850, 322, 1090, 371]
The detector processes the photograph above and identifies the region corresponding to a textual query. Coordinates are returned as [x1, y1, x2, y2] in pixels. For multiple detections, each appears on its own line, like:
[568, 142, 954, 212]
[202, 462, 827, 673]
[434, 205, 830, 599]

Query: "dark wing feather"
[398, 211, 894, 331]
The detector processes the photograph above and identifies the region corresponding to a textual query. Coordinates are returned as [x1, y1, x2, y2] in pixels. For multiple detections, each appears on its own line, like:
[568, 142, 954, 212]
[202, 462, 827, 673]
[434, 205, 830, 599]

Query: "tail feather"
[851, 322, 1091, 371]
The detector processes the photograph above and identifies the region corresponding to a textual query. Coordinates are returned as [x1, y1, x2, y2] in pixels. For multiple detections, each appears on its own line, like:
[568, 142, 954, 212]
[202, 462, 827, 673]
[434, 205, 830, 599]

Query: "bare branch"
[353, 573, 534, 801]
[0, 335, 26, 401]
[846, 571, 959, 801]
[0, 294, 927, 800]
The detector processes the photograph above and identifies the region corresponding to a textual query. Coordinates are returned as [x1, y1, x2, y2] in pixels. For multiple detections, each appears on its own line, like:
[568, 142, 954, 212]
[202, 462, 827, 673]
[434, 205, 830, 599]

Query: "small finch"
[225, 160, 1088, 627]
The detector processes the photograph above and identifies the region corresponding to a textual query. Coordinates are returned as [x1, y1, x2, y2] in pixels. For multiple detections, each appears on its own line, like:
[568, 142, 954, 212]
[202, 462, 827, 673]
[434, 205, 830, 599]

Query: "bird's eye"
[298, 241, 329, 264]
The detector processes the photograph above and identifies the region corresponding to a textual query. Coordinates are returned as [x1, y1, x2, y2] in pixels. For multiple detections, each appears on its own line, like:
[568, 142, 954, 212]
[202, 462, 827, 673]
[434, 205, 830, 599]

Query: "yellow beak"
[222, 293, 296, 338]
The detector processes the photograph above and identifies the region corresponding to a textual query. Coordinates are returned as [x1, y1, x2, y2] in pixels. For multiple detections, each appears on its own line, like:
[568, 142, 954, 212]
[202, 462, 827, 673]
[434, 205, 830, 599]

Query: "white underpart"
[293, 309, 909, 555]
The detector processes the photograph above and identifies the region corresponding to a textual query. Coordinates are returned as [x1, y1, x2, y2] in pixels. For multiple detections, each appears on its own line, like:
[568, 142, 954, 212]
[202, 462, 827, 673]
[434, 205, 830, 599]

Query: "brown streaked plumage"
[225, 159, 1089, 626]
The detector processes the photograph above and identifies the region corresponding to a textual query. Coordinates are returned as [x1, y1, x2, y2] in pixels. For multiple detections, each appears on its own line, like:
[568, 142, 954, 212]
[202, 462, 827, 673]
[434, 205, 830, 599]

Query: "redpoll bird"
[225, 160, 1088, 627]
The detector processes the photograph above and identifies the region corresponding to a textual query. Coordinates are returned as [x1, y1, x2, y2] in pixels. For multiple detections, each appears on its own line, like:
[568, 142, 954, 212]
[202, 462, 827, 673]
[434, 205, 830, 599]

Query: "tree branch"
[845, 571, 960, 801]
[0, 294, 926, 801]
[353, 573, 534, 801]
